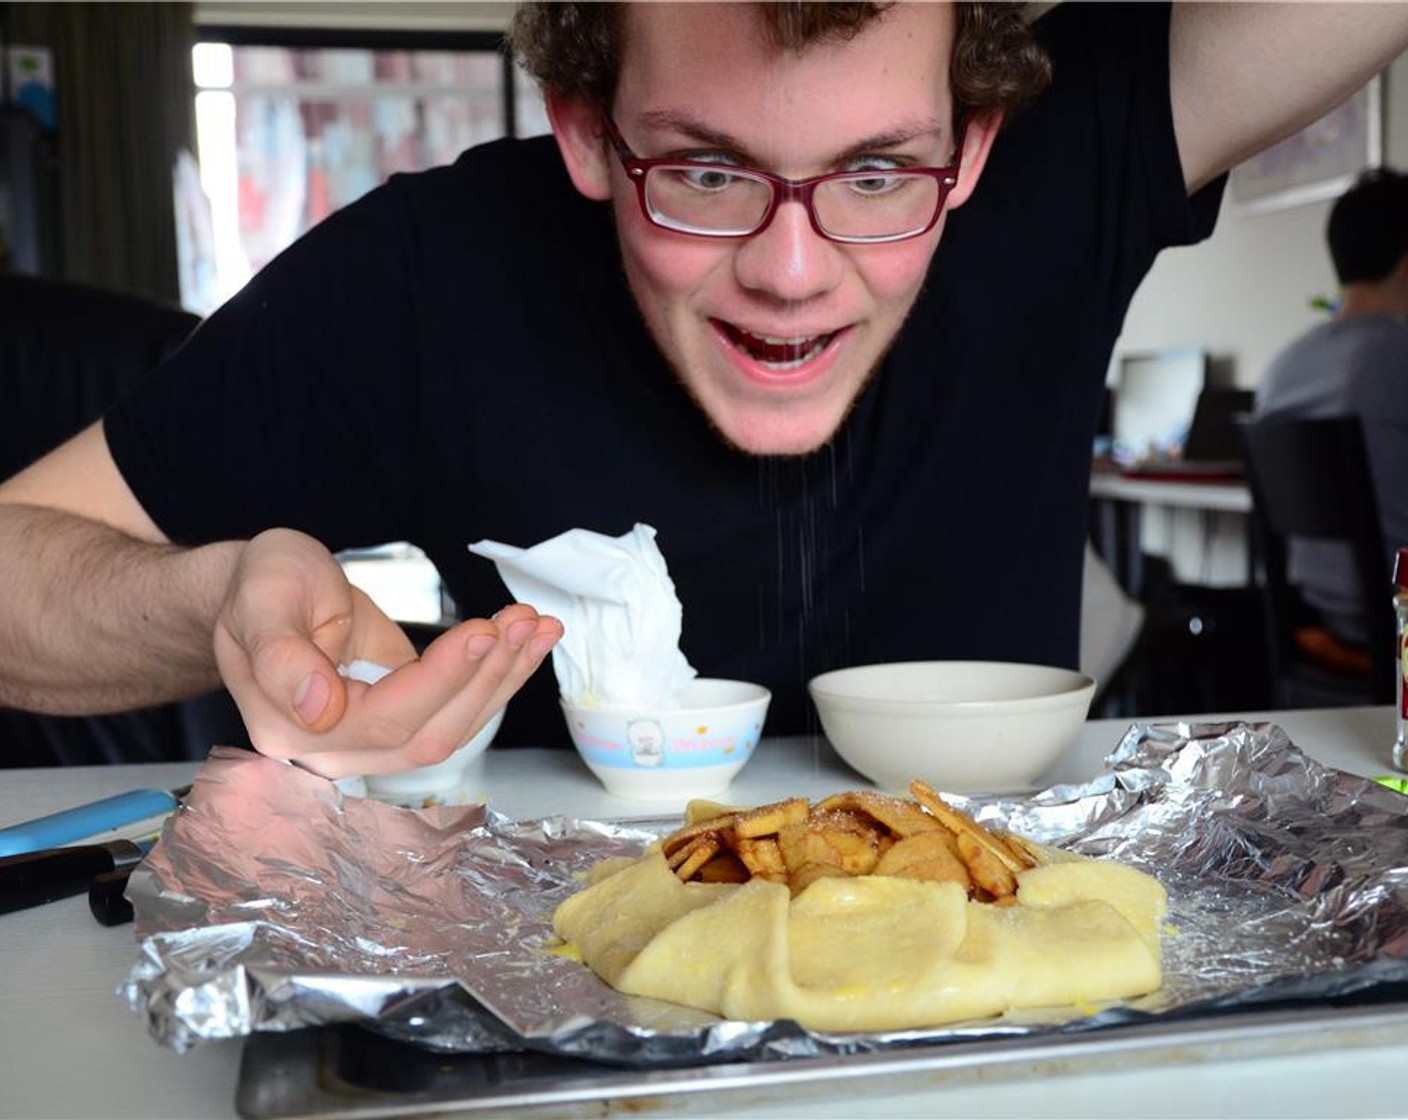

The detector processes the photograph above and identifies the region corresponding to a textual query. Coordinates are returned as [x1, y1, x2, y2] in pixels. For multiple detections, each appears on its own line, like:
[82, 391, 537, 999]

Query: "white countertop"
[2, 705, 1404, 1119]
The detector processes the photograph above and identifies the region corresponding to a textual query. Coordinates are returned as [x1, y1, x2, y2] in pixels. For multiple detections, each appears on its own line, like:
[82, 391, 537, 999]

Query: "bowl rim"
[560, 676, 771, 716]
[807, 660, 1095, 710]
[363, 706, 506, 791]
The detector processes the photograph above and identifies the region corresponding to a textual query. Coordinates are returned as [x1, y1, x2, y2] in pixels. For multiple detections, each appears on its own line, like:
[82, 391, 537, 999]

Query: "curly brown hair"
[508, 2, 1052, 119]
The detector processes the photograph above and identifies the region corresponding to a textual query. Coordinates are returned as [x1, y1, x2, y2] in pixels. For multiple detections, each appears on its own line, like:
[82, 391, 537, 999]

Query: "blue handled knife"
[0, 787, 187, 857]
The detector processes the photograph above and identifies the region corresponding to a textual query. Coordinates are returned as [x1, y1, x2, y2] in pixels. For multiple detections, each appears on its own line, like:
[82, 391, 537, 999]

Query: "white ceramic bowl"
[561, 678, 771, 801]
[363, 706, 505, 804]
[808, 661, 1095, 794]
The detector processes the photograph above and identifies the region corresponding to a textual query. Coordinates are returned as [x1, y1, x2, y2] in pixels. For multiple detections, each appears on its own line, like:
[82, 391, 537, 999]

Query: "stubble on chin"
[657, 315, 916, 460]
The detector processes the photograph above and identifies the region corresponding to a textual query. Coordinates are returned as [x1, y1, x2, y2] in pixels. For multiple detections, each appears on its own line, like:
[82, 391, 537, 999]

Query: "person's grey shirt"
[1254, 314, 1408, 644]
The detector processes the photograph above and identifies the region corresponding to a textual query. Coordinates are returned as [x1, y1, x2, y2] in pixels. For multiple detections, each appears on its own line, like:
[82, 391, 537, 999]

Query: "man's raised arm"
[1170, 2, 1408, 195]
[0, 421, 562, 776]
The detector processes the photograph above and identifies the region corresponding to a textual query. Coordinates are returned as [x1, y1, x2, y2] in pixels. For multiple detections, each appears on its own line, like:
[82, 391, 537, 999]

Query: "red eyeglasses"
[602, 112, 966, 245]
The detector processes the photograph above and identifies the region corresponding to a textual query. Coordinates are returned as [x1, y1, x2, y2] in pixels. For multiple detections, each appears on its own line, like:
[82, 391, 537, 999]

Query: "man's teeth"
[734, 329, 834, 368]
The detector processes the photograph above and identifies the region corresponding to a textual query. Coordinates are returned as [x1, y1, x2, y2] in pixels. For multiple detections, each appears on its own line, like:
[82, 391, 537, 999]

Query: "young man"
[1254, 169, 1408, 652]
[2, 2, 1407, 777]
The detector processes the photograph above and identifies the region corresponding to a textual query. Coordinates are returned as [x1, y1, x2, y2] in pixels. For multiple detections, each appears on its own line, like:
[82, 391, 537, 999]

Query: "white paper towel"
[468, 524, 697, 708]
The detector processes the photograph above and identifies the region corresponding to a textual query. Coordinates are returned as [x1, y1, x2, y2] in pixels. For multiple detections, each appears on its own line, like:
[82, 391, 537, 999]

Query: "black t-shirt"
[104, 3, 1223, 747]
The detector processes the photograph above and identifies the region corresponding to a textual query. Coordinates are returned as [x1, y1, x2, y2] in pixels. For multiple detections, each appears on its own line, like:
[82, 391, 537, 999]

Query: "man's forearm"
[0, 504, 242, 713]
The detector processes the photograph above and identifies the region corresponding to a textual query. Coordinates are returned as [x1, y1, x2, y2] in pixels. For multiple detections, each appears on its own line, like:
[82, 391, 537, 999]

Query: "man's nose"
[732, 198, 844, 303]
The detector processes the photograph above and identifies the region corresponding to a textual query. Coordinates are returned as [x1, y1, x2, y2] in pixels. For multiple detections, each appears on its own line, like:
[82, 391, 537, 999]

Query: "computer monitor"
[1111, 348, 1207, 465]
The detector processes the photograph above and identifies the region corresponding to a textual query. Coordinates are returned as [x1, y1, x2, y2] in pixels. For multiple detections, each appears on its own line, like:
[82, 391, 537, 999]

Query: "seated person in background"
[1254, 169, 1408, 658]
[1, 3, 1407, 779]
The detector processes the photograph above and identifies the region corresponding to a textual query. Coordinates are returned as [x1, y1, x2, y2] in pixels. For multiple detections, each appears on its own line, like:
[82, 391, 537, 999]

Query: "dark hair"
[1327, 168, 1408, 284]
[508, 2, 1052, 120]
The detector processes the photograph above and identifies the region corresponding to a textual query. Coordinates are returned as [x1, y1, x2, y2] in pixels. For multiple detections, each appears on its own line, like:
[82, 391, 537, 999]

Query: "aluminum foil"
[122, 722, 1408, 1063]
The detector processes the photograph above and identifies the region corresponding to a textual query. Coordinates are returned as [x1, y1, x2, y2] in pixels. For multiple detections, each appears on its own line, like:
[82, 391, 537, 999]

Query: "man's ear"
[945, 109, 1004, 211]
[546, 91, 613, 201]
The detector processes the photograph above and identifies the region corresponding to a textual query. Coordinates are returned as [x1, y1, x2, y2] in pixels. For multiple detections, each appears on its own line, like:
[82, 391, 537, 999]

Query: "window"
[185, 30, 548, 313]
[183, 27, 550, 624]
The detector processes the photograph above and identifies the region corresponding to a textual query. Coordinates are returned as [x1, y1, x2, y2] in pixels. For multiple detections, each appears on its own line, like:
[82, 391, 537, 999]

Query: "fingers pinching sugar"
[219, 596, 559, 779]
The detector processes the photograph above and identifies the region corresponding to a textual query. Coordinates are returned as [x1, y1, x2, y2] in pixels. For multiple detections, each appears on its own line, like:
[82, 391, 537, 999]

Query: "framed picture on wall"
[1230, 74, 1382, 216]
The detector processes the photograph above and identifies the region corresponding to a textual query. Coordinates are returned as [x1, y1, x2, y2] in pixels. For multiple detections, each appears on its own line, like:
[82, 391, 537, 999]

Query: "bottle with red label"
[1394, 548, 1408, 771]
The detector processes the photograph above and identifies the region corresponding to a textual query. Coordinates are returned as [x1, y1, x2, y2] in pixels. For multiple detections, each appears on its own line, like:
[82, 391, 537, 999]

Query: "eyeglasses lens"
[644, 167, 773, 236]
[814, 175, 942, 240]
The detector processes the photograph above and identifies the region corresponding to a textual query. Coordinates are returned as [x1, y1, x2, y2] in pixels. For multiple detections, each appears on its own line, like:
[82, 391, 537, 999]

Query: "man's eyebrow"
[635, 109, 950, 163]
[637, 110, 741, 152]
[838, 123, 950, 157]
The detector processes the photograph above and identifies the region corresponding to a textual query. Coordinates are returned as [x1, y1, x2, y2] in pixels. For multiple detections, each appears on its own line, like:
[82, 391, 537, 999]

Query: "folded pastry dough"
[553, 845, 1165, 1031]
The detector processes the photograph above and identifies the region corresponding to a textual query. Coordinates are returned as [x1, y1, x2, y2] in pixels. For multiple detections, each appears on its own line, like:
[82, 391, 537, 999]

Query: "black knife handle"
[0, 843, 135, 915]
[89, 868, 135, 926]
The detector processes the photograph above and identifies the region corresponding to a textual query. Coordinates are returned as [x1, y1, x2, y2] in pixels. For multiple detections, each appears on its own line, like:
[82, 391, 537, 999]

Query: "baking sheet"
[235, 998, 1408, 1119]
[123, 721, 1408, 1066]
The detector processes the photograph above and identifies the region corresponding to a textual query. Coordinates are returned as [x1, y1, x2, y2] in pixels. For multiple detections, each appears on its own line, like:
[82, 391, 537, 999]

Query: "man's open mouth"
[719, 323, 838, 371]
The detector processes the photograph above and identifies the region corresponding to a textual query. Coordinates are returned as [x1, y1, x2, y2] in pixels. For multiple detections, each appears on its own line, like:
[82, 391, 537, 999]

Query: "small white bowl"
[808, 661, 1095, 794]
[341, 660, 505, 805]
[363, 706, 505, 804]
[561, 678, 771, 800]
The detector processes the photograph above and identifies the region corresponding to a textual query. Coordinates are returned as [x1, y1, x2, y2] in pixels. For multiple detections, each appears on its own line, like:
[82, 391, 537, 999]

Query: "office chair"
[1234, 415, 1396, 708]
[0, 274, 250, 765]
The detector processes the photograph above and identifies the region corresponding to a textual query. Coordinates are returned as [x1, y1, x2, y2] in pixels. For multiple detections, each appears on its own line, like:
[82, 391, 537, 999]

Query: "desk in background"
[1088, 468, 1267, 715]
[1089, 468, 1252, 597]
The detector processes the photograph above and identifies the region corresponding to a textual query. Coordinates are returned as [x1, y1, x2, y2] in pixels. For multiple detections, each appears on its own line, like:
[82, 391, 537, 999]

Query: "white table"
[3, 706, 1405, 1119]
[1089, 470, 1253, 591]
[1087, 472, 1252, 515]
